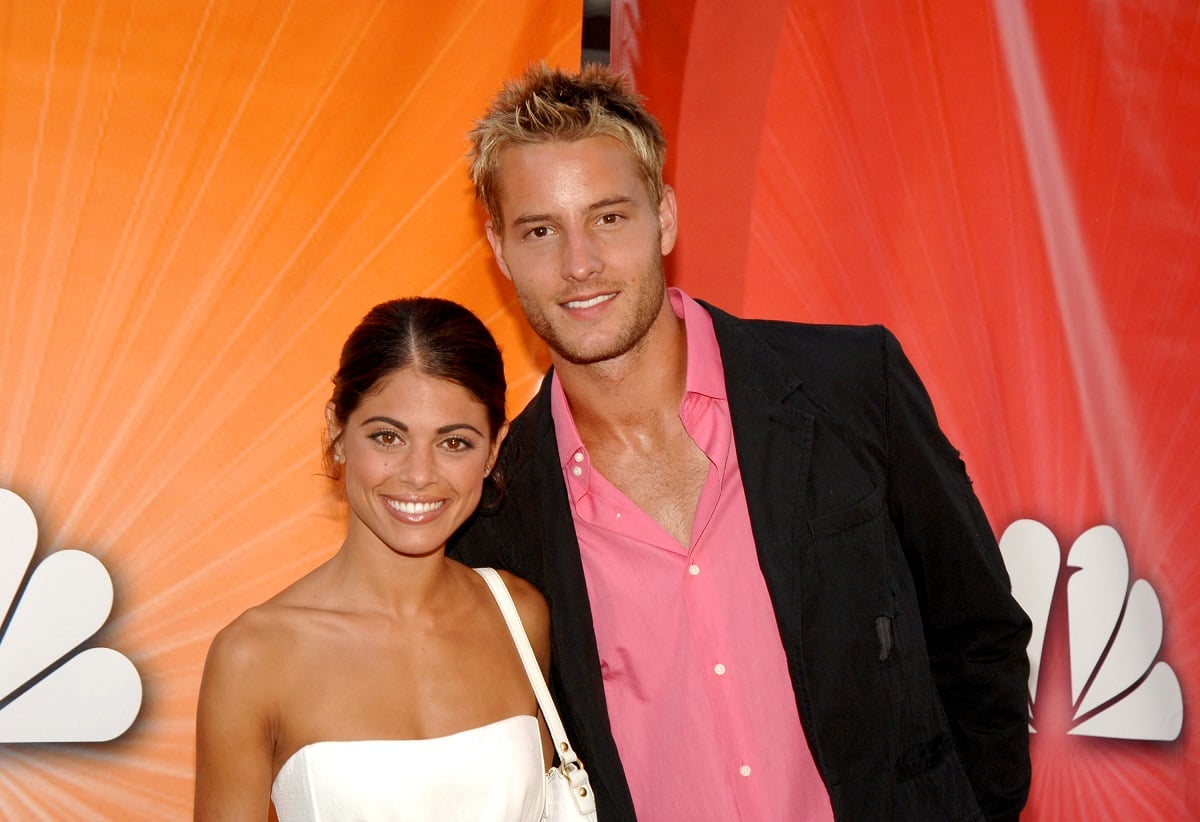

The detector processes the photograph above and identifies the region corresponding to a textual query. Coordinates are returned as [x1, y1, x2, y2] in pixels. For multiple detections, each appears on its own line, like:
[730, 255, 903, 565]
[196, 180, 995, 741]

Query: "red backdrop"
[614, 0, 1200, 817]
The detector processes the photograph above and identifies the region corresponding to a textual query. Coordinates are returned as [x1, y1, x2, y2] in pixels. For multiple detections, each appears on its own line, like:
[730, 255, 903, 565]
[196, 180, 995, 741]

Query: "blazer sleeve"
[880, 328, 1032, 821]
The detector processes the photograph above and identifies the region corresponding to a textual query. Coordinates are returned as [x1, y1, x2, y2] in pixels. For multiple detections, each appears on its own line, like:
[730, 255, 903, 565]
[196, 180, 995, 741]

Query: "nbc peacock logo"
[0, 488, 142, 742]
[999, 519, 1182, 741]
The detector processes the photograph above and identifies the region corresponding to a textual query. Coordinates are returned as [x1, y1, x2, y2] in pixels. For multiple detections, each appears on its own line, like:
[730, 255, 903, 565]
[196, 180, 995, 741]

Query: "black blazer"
[452, 303, 1031, 821]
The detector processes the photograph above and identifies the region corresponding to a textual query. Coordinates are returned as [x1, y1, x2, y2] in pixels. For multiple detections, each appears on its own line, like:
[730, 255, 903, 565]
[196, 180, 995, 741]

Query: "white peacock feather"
[0, 488, 142, 742]
[999, 519, 1182, 741]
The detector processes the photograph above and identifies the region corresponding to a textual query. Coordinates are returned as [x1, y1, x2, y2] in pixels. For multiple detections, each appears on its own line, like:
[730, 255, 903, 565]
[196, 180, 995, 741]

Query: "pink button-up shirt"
[550, 289, 833, 821]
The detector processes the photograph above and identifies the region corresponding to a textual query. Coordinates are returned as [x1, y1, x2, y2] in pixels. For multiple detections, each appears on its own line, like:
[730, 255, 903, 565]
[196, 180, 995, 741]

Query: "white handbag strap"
[473, 567, 581, 770]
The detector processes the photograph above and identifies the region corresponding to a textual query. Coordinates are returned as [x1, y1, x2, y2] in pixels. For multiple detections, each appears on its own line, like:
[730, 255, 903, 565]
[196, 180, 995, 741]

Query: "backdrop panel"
[615, 0, 1199, 817]
[0, 1, 577, 817]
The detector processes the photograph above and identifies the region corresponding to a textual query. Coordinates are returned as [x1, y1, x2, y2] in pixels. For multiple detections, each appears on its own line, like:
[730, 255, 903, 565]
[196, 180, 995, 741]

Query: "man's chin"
[552, 344, 619, 367]
[550, 328, 655, 367]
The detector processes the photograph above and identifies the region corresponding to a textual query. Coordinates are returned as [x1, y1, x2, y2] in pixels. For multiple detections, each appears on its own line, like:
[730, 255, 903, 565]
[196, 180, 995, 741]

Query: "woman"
[195, 298, 552, 820]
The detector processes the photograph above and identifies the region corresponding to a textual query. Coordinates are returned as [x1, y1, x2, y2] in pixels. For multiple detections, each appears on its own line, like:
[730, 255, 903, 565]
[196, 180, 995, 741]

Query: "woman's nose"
[398, 445, 436, 486]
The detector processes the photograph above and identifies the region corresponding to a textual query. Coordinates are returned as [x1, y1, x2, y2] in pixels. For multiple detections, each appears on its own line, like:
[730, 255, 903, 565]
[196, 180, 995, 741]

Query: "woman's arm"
[194, 615, 278, 821]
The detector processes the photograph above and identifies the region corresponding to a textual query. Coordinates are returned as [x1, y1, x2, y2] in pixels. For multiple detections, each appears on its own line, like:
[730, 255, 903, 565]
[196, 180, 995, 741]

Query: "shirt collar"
[670, 287, 726, 403]
[550, 375, 587, 473]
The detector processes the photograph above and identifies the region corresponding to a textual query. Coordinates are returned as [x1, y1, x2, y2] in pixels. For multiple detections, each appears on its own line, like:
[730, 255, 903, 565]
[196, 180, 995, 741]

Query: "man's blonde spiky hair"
[468, 62, 667, 221]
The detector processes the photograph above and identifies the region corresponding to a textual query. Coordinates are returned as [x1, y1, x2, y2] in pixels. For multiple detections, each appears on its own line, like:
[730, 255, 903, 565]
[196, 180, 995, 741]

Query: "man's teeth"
[565, 293, 614, 309]
[387, 499, 445, 514]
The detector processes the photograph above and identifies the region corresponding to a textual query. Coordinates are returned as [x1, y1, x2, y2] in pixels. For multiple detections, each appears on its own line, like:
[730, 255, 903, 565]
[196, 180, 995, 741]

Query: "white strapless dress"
[271, 714, 544, 821]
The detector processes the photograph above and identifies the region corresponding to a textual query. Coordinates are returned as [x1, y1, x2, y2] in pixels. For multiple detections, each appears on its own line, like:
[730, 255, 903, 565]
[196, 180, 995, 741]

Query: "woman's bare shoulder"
[204, 600, 294, 681]
[205, 568, 335, 674]
[460, 564, 548, 627]
[493, 568, 547, 616]
[491, 568, 550, 667]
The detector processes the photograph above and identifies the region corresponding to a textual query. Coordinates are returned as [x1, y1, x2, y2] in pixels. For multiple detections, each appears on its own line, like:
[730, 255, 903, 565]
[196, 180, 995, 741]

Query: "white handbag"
[475, 567, 600, 821]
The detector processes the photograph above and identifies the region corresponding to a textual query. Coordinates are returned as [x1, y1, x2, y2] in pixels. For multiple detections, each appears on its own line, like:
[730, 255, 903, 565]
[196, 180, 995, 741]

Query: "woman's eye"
[372, 431, 401, 447]
[442, 436, 476, 452]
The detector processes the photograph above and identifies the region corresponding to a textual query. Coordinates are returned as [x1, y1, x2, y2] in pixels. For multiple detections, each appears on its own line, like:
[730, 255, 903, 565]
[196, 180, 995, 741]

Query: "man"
[452, 63, 1031, 821]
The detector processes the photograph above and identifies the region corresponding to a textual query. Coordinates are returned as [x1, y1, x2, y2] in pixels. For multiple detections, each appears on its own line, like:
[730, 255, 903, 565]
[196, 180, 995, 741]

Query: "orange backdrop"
[0, 1, 577, 817]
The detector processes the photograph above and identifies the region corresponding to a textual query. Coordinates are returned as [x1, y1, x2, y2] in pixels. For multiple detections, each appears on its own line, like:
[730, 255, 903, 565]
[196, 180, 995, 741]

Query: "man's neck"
[552, 302, 688, 444]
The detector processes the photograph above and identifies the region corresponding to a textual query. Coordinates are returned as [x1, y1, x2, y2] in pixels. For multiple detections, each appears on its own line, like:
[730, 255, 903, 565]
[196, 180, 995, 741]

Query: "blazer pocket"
[806, 483, 885, 541]
[893, 733, 986, 821]
[799, 483, 892, 654]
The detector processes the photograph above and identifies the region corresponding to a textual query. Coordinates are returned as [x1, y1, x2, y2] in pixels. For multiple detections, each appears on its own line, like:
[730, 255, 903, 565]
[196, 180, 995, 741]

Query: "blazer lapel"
[706, 304, 816, 642]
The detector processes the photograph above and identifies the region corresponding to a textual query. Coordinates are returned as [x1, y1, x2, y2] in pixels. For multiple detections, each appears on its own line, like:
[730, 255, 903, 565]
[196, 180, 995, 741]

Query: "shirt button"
[714, 663, 726, 676]
[571, 466, 582, 477]
[573, 452, 584, 463]
[688, 564, 700, 575]
[739, 765, 752, 777]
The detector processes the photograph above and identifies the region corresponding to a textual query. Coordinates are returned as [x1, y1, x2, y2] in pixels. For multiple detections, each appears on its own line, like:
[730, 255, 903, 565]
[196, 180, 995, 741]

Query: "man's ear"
[658, 185, 678, 256]
[485, 219, 513, 281]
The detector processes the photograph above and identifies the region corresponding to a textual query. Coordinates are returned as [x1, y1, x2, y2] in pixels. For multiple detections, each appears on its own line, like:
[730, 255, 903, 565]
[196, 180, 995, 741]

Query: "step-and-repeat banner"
[4, 0, 1198, 817]
[614, 0, 1199, 817]
[0, 1, 576, 817]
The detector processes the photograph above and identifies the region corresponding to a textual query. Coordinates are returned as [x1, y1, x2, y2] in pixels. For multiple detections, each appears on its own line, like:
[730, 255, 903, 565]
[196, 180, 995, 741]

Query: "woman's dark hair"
[325, 297, 508, 504]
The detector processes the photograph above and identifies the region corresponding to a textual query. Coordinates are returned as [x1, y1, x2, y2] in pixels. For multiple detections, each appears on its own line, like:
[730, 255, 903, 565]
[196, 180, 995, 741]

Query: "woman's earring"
[333, 453, 344, 464]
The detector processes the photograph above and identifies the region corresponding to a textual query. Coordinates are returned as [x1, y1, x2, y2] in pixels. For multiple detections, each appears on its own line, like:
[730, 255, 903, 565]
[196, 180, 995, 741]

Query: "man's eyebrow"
[589, 196, 634, 211]
[511, 196, 636, 228]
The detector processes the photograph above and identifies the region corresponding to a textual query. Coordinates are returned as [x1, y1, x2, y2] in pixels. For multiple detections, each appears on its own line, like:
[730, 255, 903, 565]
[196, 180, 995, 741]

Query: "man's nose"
[563, 229, 603, 281]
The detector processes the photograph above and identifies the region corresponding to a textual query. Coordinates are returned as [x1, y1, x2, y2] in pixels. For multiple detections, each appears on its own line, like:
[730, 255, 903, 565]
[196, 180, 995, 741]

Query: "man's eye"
[527, 226, 552, 239]
[599, 213, 622, 225]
